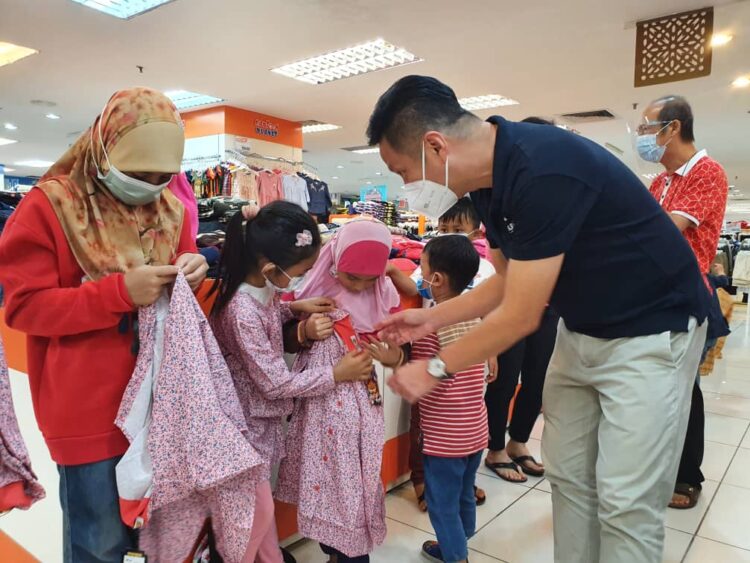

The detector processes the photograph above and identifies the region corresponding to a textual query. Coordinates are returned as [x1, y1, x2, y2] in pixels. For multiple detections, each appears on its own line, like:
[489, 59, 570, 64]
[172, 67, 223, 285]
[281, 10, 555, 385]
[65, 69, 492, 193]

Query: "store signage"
[255, 118, 279, 138]
[360, 185, 387, 202]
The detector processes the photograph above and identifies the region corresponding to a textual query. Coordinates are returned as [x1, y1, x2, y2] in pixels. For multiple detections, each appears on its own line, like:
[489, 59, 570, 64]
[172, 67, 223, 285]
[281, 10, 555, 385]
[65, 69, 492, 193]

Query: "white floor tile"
[386, 473, 530, 535]
[665, 480, 719, 535]
[702, 441, 737, 482]
[288, 519, 503, 563]
[724, 447, 750, 489]
[742, 430, 750, 450]
[663, 528, 693, 563]
[702, 391, 750, 420]
[704, 412, 750, 446]
[684, 537, 750, 563]
[469, 489, 553, 563]
[535, 479, 552, 493]
[530, 415, 544, 441]
[700, 375, 750, 399]
[698, 483, 750, 550]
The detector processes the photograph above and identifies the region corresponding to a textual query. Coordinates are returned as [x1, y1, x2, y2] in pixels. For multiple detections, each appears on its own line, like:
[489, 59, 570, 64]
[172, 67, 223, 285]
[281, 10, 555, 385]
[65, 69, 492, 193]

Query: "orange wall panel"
[181, 106, 226, 139]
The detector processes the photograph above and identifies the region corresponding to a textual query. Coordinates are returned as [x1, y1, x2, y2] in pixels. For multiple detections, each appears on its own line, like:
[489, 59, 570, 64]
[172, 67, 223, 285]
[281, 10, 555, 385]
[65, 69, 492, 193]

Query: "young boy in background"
[409, 236, 488, 563]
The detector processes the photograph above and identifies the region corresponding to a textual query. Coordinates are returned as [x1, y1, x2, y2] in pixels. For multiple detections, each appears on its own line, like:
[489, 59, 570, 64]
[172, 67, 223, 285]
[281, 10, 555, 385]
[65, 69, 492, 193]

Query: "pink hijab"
[296, 219, 399, 333]
[167, 172, 198, 240]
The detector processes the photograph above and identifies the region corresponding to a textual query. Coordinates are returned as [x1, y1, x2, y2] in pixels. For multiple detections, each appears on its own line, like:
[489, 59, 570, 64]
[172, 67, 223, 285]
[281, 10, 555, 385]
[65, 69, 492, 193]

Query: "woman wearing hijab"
[0, 87, 207, 562]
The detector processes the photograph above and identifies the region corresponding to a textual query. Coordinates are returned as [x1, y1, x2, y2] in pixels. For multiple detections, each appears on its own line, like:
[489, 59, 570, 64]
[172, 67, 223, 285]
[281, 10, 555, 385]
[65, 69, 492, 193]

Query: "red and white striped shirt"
[412, 324, 488, 457]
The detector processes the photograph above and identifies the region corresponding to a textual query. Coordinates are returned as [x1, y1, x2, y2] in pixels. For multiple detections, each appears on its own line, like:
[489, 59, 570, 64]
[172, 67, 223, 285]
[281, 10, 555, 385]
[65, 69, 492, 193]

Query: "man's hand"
[175, 253, 208, 291]
[124, 265, 179, 307]
[377, 308, 436, 345]
[387, 359, 439, 403]
[486, 356, 498, 383]
[291, 297, 336, 315]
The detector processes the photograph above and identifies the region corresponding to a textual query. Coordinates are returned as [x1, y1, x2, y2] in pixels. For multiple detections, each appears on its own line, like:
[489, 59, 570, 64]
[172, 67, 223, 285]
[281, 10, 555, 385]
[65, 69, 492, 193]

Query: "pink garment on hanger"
[257, 170, 284, 207]
[0, 338, 45, 513]
[275, 311, 386, 558]
[295, 219, 399, 334]
[168, 172, 199, 240]
[117, 274, 265, 562]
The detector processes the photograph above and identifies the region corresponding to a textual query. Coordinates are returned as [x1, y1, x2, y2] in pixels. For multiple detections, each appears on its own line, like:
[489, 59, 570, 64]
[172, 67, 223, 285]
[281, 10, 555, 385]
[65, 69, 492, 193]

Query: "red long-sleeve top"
[0, 189, 196, 465]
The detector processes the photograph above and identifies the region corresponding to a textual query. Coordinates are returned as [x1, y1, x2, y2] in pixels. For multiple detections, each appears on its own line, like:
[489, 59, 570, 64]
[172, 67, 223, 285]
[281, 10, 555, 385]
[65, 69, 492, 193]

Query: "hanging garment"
[733, 251, 750, 287]
[257, 170, 284, 207]
[282, 174, 310, 211]
[234, 169, 259, 203]
[115, 273, 265, 562]
[0, 338, 45, 513]
[168, 172, 199, 241]
[275, 311, 386, 558]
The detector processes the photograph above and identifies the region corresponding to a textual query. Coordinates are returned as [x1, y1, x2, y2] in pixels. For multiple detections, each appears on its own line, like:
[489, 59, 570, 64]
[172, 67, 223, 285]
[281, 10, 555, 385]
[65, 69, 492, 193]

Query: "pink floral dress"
[275, 310, 386, 558]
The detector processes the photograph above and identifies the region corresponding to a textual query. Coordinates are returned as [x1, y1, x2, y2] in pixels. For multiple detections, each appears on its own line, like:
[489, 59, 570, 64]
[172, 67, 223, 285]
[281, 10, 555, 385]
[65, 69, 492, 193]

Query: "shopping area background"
[1, 1, 750, 562]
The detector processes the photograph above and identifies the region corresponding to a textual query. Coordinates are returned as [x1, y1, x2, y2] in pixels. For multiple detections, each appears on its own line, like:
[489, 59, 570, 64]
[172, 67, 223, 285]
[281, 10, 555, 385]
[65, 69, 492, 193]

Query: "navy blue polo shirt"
[471, 116, 709, 338]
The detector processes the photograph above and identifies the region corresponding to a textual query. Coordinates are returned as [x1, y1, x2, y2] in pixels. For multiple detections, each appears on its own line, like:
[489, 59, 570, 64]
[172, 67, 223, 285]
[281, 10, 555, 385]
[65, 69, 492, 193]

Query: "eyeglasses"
[636, 120, 672, 135]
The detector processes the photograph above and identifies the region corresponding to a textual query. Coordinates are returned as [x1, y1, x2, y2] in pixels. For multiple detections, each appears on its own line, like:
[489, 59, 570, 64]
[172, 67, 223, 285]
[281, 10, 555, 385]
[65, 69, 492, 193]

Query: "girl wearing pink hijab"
[276, 219, 404, 562]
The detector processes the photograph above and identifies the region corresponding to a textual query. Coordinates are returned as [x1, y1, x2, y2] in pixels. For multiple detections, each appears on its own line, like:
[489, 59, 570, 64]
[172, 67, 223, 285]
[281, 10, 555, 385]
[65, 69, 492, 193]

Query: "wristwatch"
[427, 355, 454, 380]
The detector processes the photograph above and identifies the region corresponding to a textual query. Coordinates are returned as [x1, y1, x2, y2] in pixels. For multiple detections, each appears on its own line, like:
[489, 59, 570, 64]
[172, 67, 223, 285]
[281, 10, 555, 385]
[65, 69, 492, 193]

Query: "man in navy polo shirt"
[372, 76, 709, 563]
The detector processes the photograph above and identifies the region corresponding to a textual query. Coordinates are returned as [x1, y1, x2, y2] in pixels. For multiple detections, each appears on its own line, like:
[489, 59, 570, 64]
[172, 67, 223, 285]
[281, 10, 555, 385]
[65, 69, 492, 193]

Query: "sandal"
[484, 460, 528, 483]
[669, 483, 701, 510]
[511, 455, 545, 477]
[474, 485, 487, 506]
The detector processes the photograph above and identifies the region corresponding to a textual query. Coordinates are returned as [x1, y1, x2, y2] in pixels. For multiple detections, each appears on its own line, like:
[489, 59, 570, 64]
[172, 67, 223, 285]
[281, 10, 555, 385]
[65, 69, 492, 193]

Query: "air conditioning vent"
[559, 109, 617, 123]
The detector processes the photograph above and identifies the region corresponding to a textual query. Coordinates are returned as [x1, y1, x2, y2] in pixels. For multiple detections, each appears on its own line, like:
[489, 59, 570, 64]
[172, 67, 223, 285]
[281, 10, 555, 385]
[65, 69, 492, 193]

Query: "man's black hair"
[521, 116, 555, 126]
[439, 197, 481, 229]
[423, 235, 480, 295]
[367, 75, 479, 154]
[654, 95, 695, 142]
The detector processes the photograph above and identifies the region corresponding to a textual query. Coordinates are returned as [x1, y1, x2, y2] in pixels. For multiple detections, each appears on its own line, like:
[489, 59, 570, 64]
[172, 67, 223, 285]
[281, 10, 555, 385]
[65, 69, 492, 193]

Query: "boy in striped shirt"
[410, 236, 488, 563]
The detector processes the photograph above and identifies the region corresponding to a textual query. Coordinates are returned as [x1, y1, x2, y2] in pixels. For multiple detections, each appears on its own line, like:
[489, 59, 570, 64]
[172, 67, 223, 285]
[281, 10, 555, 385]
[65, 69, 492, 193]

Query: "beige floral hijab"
[37, 87, 185, 281]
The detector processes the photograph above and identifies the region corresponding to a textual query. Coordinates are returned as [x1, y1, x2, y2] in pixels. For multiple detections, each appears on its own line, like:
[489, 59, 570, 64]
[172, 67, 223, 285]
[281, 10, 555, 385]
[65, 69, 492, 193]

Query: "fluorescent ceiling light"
[332, 176, 339, 180]
[15, 159, 53, 168]
[0, 137, 18, 146]
[45, 113, 61, 120]
[69, 0, 175, 19]
[336, 165, 344, 169]
[732, 76, 750, 88]
[302, 122, 341, 134]
[164, 90, 224, 110]
[459, 95, 519, 111]
[3, 167, 15, 173]
[4, 123, 18, 131]
[711, 33, 733, 47]
[271, 38, 422, 85]
[0, 42, 38, 68]
[351, 147, 380, 155]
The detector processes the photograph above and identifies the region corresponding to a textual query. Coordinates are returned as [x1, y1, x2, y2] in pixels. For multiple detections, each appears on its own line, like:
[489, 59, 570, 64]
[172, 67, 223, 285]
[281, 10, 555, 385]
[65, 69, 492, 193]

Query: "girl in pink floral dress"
[276, 219, 406, 563]
[210, 202, 374, 562]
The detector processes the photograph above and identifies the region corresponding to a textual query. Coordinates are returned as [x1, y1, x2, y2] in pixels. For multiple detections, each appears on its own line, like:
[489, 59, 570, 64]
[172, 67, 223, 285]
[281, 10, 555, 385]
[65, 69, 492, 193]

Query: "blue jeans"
[58, 456, 137, 563]
[423, 451, 483, 563]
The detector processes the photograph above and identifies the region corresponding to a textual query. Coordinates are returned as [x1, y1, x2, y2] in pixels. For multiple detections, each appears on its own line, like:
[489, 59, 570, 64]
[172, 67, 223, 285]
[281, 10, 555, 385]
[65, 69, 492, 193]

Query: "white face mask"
[93, 104, 172, 206]
[264, 266, 305, 294]
[402, 142, 458, 220]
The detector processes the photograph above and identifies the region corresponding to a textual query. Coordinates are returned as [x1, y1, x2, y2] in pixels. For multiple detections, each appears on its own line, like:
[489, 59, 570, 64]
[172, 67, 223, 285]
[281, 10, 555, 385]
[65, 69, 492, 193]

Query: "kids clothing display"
[116, 274, 266, 563]
[0, 339, 45, 513]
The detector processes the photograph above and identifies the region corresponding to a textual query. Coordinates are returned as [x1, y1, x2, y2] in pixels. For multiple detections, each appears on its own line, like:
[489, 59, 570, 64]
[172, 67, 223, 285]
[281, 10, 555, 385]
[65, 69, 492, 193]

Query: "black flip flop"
[484, 460, 528, 483]
[669, 483, 701, 510]
[511, 455, 545, 477]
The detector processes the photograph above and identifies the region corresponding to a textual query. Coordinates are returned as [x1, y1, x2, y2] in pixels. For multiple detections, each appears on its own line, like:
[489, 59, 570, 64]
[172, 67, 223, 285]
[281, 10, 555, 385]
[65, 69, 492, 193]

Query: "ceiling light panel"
[301, 122, 341, 134]
[710, 33, 733, 47]
[4, 123, 18, 130]
[351, 147, 380, 155]
[271, 38, 422, 85]
[0, 42, 38, 68]
[45, 113, 61, 120]
[69, 0, 175, 19]
[459, 95, 520, 111]
[164, 90, 224, 110]
[732, 76, 750, 88]
[0, 137, 18, 146]
[14, 160, 53, 167]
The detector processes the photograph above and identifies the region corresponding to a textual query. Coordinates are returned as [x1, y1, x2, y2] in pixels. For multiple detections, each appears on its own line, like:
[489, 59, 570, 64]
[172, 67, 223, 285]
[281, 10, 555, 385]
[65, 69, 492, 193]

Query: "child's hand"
[291, 297, 336, 315]
[365, 337, 404, 368]
[486, 356, 498, 383]
[305, 313, 334, 341]
[333, 351, 373, 383]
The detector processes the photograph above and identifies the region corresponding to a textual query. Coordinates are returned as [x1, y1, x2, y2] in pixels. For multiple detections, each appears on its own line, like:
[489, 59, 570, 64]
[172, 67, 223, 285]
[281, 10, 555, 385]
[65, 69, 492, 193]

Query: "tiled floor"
[288, 315, 750, 562]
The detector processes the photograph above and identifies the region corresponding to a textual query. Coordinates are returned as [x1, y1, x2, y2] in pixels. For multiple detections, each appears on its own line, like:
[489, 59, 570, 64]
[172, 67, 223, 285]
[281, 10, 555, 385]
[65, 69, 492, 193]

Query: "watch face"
[427, 357, 446, 379]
